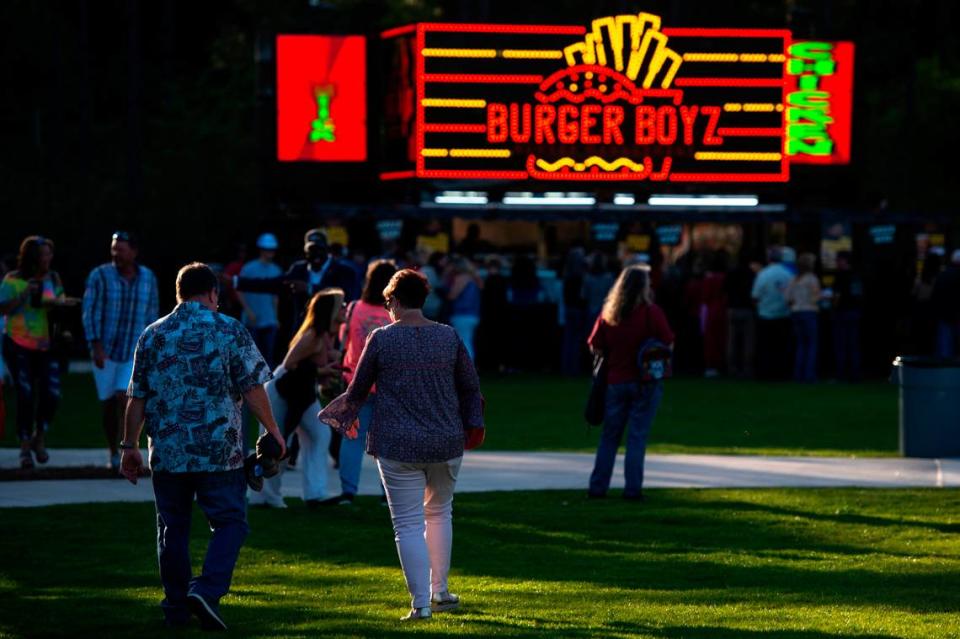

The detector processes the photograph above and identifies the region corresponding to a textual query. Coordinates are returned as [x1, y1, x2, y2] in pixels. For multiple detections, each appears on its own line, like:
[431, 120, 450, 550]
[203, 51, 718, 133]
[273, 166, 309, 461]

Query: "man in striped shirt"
[82, 231, 159, 469]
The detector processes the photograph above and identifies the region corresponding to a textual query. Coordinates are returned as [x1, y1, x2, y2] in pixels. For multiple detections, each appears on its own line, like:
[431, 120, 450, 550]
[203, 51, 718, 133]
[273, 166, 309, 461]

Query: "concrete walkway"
[2, 448, 959, 508]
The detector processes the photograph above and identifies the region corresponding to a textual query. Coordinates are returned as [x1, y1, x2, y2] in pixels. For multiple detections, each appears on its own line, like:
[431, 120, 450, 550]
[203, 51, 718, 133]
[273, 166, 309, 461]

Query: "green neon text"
[786, 42, 835, 157]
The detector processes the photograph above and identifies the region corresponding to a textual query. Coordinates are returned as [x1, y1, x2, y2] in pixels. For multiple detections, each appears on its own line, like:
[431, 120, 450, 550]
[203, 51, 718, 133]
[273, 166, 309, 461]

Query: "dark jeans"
[589, 381, 663, 497]
[833, 310, 862, 381]
[726, 308, 755, 378]
[152, 469, 248, 623]
[756, 317, 792, 380]
[791, 311, 818, 382]
[561, 307, 590, 376]
[250, 325, 279, 369]
[2, 336, 60, 441]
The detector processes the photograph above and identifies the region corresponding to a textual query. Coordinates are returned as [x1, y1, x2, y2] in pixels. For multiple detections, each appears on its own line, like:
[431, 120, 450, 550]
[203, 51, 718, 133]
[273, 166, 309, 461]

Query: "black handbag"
[584, 351, 607, 426]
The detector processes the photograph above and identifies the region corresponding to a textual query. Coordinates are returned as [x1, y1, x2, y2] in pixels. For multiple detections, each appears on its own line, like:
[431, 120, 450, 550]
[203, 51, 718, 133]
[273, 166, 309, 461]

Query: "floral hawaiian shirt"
[128, 301, 271, 473]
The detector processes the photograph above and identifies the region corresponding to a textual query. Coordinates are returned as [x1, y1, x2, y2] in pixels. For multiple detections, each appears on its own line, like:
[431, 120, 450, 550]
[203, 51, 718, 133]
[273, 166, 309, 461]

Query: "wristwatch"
[119, 441, 137, 451]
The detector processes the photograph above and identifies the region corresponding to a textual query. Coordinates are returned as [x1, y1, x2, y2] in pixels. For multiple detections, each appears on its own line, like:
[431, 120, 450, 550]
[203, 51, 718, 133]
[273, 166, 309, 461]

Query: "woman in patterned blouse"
[319, 269, 484, 621]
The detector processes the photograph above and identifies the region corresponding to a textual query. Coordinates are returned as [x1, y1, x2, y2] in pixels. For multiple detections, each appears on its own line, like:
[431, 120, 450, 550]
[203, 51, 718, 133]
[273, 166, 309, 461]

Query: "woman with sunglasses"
[319, 269, 484, 621]
[248, 288, 345, 508]
[0, 236, 72, 468]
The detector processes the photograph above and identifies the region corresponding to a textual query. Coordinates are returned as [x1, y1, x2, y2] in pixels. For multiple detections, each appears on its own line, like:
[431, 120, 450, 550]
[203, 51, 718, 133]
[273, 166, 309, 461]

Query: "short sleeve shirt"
[751, 264, 793, 320]
[128, 302, 272, 473]
[0, 272, 64, 351]
[238, 260, 283, 328]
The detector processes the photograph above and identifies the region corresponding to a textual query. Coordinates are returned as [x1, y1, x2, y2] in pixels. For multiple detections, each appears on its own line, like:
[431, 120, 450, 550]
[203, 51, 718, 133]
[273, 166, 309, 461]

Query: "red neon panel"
[669, 172, 789, 182]
[717, 128, 783, 137]
[415, 25, 426, 176]
[674, 78, 785, 88]
[663, 28, 792, 38]
[380, 170, 416, 180]
[786, 41, 854, 165]
[424, 74, 544, 84]
[420, 170, 530, 179]
[423, 123, 487, 133]
[276, 35, 367, 162]
[418, 22, 586, 35]
[381, 24, 416, 39]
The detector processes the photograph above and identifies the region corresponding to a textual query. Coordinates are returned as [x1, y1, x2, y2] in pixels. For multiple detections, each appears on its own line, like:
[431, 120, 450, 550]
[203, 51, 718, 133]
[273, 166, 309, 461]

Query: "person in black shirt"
[724, 255, 759, 378]
[932, 249, 960, 358]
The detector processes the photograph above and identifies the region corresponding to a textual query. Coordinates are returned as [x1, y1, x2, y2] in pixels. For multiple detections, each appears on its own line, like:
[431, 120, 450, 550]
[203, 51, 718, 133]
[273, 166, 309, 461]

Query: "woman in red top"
[587, 264, 674, 500]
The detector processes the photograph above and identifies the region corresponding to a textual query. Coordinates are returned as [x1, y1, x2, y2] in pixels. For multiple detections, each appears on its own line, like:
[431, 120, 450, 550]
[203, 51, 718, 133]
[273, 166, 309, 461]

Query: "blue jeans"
[338, 397, 382, 496]
[450, 315, 480, 360]
[792, 311, 818, 382]
[250, 325, 279, 368]
[152, 469, 249, 623]
[589, 381, 663, 497]
[561, 307, 589, 376]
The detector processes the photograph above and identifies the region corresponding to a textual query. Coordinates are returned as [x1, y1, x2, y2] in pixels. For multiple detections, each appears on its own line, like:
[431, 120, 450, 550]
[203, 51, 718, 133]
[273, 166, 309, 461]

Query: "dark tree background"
[1, 0, 958, 299]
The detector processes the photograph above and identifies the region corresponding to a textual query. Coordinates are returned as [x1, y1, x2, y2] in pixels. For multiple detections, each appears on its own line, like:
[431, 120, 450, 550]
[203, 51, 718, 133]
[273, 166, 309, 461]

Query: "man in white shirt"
[751, 247, 793, 380]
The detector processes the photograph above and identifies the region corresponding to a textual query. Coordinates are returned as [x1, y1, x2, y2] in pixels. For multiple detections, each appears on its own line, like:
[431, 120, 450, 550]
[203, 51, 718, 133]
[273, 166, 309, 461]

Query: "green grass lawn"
[1, 488, 957, 638]
[1, 372, 898, 456]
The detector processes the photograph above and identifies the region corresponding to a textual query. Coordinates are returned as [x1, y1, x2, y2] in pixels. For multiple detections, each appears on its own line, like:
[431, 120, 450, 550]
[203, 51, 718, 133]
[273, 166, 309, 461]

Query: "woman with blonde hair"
[248, 288, 345, 508]
[586, 264, 674, 501]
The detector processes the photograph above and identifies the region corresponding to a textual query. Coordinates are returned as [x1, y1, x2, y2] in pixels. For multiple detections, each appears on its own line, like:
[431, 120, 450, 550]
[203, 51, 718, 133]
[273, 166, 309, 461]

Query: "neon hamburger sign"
[378, 12, 853, 183]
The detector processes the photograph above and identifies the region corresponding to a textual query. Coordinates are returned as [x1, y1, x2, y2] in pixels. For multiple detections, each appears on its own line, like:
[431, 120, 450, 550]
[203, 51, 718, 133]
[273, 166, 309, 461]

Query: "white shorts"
[92, 358, 135, 401]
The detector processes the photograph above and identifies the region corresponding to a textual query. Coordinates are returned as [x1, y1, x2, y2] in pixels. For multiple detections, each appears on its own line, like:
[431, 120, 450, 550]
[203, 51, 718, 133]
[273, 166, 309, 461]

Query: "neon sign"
[380, 14, 854, 182]
[786, 41, 854, 164]
[276, 35, 367, 162]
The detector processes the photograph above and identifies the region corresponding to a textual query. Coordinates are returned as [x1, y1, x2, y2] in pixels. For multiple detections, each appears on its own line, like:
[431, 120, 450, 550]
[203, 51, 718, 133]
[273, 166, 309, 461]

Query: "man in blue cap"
[237, 233, 283, 367]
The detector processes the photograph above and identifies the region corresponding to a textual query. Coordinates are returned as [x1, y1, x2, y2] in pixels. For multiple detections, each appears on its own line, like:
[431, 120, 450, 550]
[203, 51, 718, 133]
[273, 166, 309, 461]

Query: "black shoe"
[313, 493, 355, 507]
[187, 592, 227, 631]
[623, 492, 645, 502]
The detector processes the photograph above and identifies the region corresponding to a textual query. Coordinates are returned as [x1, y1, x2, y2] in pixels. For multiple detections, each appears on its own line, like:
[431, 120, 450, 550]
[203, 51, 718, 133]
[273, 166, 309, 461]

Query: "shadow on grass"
[0, 489, 957, 637]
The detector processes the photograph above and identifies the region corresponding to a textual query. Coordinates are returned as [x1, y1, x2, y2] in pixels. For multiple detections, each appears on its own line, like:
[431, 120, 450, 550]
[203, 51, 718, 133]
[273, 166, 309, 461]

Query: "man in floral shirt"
[120, 262, 285, 631]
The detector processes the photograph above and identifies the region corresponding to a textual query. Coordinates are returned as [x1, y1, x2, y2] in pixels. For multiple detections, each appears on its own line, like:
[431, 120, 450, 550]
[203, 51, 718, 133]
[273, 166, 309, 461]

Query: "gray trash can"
[891, 356, 960, 457]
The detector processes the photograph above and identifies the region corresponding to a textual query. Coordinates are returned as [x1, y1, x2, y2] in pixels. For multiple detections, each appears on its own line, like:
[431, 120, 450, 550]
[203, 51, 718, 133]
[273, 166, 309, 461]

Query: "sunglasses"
[112, 231, 131, 242]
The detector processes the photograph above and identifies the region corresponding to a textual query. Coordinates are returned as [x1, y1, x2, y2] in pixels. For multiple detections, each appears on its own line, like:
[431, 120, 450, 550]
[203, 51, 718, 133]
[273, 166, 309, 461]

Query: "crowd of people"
[4, 227, 960, 474]
[4, 225, 960, 628]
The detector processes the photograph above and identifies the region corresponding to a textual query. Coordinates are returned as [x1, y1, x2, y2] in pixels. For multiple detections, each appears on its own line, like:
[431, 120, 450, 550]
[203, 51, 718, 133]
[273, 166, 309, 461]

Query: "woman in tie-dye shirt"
[0, 236, 66, 468]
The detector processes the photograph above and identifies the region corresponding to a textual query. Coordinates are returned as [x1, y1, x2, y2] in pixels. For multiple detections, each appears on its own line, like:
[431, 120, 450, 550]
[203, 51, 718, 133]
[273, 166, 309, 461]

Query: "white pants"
[247, 374, 329, 505]
[92, 358, 134, 401]
[378, 456, 462, 608]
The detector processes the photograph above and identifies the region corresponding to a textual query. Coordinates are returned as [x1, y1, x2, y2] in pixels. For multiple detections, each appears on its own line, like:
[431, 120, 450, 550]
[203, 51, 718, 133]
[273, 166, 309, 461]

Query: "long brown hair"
[16, 236, 55, 279]
[361, 259, 398, 305]
[290, 288, 344, 348]
[600, 264, 652, 326]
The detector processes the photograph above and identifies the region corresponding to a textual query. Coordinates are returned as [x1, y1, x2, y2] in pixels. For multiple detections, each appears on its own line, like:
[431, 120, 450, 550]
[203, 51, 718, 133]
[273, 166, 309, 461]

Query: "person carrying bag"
[584, 264, 674, 501]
